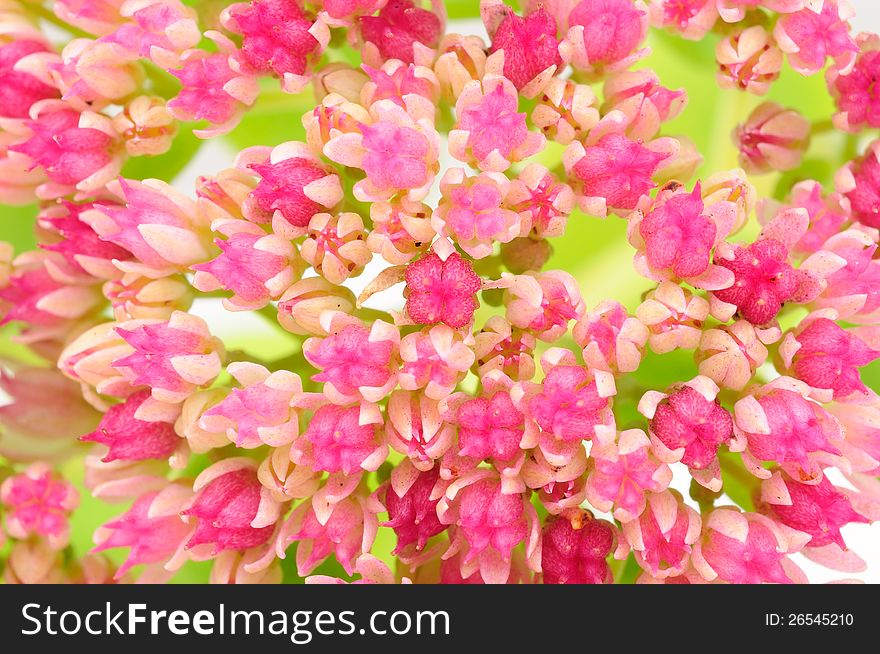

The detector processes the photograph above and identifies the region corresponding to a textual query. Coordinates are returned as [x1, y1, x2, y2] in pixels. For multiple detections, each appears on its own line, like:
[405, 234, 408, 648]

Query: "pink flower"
[85, 177, 212, 277]
[304, 320, 399, 404]
[487, 5, 561, 91]
[457, 391, 525, 462]
[840, 141, 880, 229]
[573, 301, 648, 374]
[0, 39, 59, 119]
[778, 180, 848, 255]
[527, 364, 611, 444]
[473, 316, 537, 381]
[293, 404, 386, 474]
[167, 32, 259, 138]
[112, 311, 224, 404]
[199, 362, 303, 448]
[566, 132, 670, 214]
[93, 485, 191, 580]
[54, 0, 126, 36]
[734, 102, 811, 174]
[531, 78, 600, 145]
[433, 169, 525, 259]
[712, 239, 803, 325]
[760, 471, 868, 550]
[563, 0, 648, 77]
[361, 59, 440, 108]
[641, 377, 733, 470]
[542, 510, 614, 584]
[404, 251, 482, 329]
[648, 0, 718, 40]
[9, 103, 121, 198]
[716, 0, 807, 24]
[366, 198, 434, 264]
[505, 270, 585, 342]
[450, 77, 545, 173]
[399, 325, 475, 400]
[715, 25, 783, 95]
[829, 33, 880, 132]
[693, 509, 802, 584]
[81, 389, 181, 462]
[505, 164, 575, 238]
[282, 495, 380, 576]
[244, 141, 343, 234]
[192, 219, 299, 311]
[223, 0, 328, 93]
[784, 316, 879, 398]
[438, 474, 540, 584]
[181, 460, 280, 555]
[586, 428, 673, 522]
[385, 390, 455, 468]
[101, 0, 201, 66]
[300, 212, 372, 285]
[1, 463, 79, 548]
[774, 1, 857, 75]
[733, 379, 843, 468]
[359, 0, 443, 64]
[383, 465, 446, 555]
[603, 69, 687, 141]
[815, 227, 880, 323]
[622, 490, 701, 578]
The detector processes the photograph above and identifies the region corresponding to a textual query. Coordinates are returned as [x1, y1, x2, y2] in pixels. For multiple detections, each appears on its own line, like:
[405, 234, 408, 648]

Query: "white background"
[184, 2, 880, 582]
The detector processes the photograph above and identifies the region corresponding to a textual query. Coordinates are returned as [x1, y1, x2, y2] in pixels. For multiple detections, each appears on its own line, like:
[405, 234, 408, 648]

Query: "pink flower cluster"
[0, 0, 879, 585]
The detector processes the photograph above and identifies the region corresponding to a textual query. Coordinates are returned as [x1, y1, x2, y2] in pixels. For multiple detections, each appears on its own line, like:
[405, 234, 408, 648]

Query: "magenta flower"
[456, 392, 525, 462]
[81, 389, 181, 462]
[839, 141, 880, 229]
[542, 511, 614, 584]
[487, 5, 561, 92]
[359, 0, 443, 64]
[527, 364, 611, 446]
[830, 33, 880, 131]
[622, 490, 701, 578]
[0, 39, 59, 119]
[404, 251, 482, 329]
[383, 465, 446, 555]
[293, 404, 386, 474]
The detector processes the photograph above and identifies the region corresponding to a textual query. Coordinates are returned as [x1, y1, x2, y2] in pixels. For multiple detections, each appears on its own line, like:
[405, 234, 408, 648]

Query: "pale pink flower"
[306, 554, 409, 584]
[779, 313, 879, 398]
[734, 102, 811, 174]
[716, 0, 807, 24]
[323, 97, 440, 202]
[504, 270, 585, 342]
[692, 508, 806, 584]
[404, 251, 482, 329]
[437, 472, 541, 584]
[222, 0, 329, 94]
[313, 63, 368, 102]
[449, 75, 545, 172]
[774, 0, 858, 75]
[561, 0, 649, 80]
[602, 69, 687, 141]
[505, 163, 575, 239]
[484, 3, 562, 92]
[399, 324, 475, 400]
[358, 0, 443, 65]
[181, 459, 281, 556]
[304, 318, 400, 404]
[276, 277, 357, 336]
[167, 32, 260, 138]
[81, 389, 182, 463]
[696, 320, 779, 391]
[716, 25, 783, 95]
[814, 227, 880, 323]
[291, 403, 387, 475]
[53, 0, 127, 36]
[1, 463, 79, 548]
[92, 484, 191, 581]
[199, 362, 303, 449]
[647, 0, 718, 40]
[542, 510, 615, 584]
[473, 315, 537, 381]
[111, 95, 177, 157]
[433, 33, 488, 103]
[636, 281, 710, 354]
[573, 300, 648, 374]
[366, 198, 434, 265]
[112, 311, 224, 404]
[385, 390, 456, 469]
[433, 169, 525, 259]
[622, 490, 701, 578]
[701, 167, 757, 234]
[103, 274, 193, 322]
[300, 212, 372, 285]
[522, 447, 588, 514]
[360, 59, 440, 108]
[192, 218, 300, 311]
[243, 140, 344, 237]
[828, 33, 880, 132]
[530, 78, 599, 145]
[586, 428, 673, 522]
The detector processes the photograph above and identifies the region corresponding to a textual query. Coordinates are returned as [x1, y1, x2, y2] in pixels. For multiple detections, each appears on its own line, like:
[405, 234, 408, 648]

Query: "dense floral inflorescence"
[0, 0, 878, 586]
